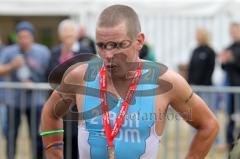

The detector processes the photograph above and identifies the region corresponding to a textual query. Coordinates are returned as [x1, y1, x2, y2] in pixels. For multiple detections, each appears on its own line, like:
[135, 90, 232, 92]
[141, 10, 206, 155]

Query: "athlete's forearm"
[41, 98, 64, 158]
[41, 92, 74, 159]
[185, 120, 219, 159]
[41, 92, 66, 134]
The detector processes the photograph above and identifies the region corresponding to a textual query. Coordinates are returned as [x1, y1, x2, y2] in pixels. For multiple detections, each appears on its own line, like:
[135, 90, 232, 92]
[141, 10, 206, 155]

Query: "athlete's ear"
[136, 32, 145, 52]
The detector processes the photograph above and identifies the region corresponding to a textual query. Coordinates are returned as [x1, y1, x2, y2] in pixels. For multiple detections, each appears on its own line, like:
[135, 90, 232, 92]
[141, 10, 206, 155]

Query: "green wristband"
[40, 130, 64, 136]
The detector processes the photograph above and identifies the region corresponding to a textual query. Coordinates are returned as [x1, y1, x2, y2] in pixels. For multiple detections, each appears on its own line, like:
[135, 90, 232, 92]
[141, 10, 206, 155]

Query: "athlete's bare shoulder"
[159, 69, 185, 86]
[63, 63, 89, 85]
[158, 68, 193, 104]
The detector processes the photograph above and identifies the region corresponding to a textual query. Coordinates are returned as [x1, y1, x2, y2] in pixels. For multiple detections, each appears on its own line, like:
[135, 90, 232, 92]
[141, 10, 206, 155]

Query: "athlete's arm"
[40, 64, 87, 159]
[162, 70, 219, 159]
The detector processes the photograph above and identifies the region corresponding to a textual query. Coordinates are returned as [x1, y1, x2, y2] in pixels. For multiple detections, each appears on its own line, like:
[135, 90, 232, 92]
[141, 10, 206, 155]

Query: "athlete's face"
[96, 22, 144, 78]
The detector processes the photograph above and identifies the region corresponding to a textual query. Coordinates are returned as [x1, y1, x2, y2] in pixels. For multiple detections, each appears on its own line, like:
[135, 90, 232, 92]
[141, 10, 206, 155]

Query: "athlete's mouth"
[105, 64, 118, 70]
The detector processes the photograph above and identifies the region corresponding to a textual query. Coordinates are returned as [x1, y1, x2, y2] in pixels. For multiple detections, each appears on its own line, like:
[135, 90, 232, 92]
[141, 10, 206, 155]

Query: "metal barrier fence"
[0, 82, 240, 159]
[0, 82, 51, 159]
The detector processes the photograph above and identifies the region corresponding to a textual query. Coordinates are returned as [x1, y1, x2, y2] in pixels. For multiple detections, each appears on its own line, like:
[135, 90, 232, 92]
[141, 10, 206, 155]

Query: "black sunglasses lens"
[105, 42, 117, 50]
[119, 40, 131, 48]
[96, 43, 105, 49]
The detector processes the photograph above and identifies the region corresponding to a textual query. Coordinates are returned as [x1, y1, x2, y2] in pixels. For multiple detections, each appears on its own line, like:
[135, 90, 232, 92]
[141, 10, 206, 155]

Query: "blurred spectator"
[78, 24, 96, 54]
[186, 27, 221, 145]
[219, 22, 240, 150]
[188, 27, 216, 86]
[47, 19, 93, 159]
[139, 43, 156, 61]
[188, 27, 216, 111]
[0, 21, 50, 159]
[48, 20, 93, 74]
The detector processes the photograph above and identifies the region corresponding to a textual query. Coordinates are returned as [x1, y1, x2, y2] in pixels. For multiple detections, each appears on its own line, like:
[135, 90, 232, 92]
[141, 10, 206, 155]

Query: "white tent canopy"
[0, 0, 240, 16]
[0, 0, 239, 84]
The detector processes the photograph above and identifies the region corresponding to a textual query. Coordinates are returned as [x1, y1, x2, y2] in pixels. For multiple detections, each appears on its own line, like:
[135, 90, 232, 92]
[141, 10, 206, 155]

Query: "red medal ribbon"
[100, 63, 143, 146]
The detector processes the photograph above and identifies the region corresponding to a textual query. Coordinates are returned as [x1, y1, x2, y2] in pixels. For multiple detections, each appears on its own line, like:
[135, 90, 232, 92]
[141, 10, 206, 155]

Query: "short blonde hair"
[97, 4, 141, 40]
[196, 27, 211, 46]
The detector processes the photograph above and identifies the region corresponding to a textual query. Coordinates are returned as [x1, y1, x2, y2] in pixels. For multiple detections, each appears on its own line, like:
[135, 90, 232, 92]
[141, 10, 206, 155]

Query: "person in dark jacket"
[188, 27, 216, 86]
[47, 19, 92, 159]
[219, 22, 240, 151]
[188, 27, 216, 111]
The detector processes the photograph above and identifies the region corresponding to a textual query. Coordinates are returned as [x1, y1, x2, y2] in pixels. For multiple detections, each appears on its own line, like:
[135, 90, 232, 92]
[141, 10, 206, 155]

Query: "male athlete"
[41, 4, 219, 159]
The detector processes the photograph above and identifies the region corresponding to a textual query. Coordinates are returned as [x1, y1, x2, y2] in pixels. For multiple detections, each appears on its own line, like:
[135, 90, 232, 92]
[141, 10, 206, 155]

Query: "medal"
[100, 62, 143, 159]
[107, 145, 115, 159]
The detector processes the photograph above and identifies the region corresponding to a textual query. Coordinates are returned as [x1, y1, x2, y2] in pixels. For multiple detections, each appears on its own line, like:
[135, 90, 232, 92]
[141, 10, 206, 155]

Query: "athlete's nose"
[104, 50, 114, 61]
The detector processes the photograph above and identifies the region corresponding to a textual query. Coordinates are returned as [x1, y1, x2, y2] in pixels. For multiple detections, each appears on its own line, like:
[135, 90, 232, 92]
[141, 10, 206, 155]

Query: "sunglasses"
[96, 40, 132, 50]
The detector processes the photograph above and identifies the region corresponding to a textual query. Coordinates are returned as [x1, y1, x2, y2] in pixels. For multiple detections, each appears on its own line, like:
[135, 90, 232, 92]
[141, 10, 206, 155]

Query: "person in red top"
[47, 19, 93, 159]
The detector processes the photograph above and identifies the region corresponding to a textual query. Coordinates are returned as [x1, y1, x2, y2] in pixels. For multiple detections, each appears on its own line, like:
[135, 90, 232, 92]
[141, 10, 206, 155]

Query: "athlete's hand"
[44, 147, 64, 159]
